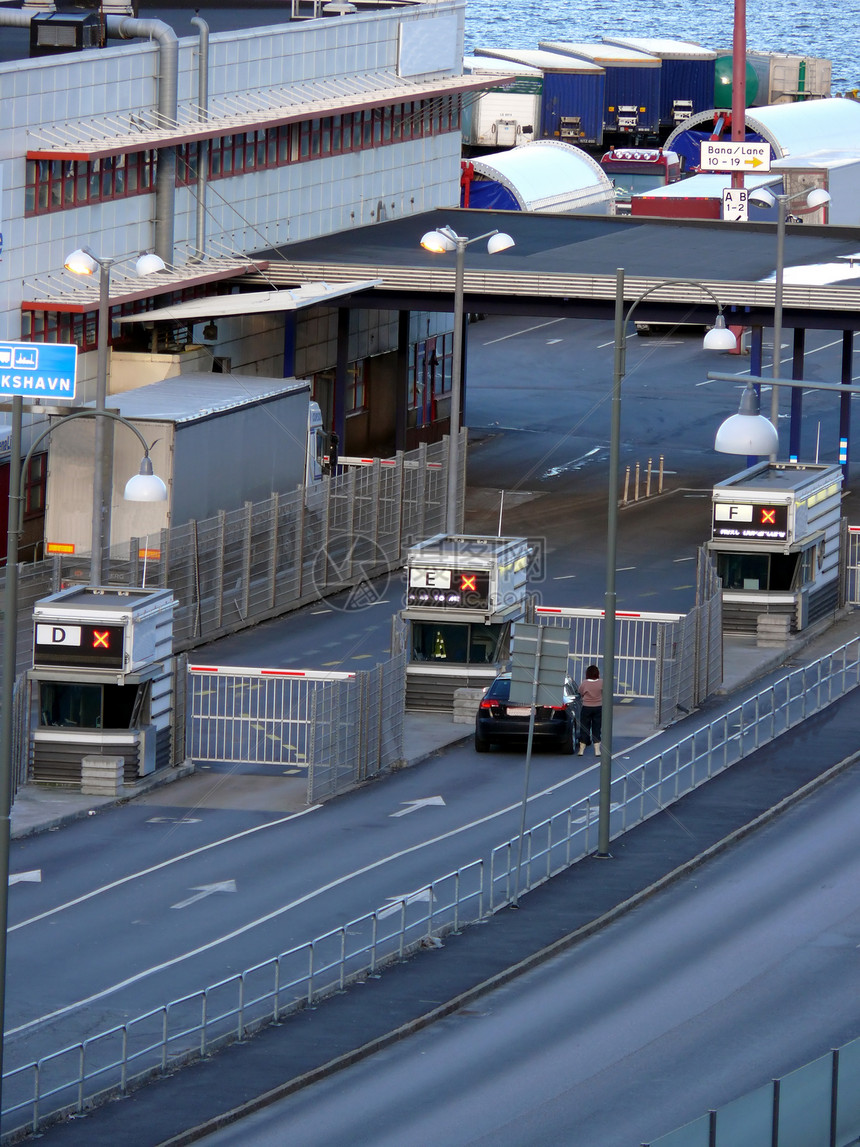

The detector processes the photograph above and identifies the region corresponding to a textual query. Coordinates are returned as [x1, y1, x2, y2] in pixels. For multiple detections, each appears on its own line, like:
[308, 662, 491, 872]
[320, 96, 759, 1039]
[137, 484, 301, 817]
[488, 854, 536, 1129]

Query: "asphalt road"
[194, 741, 860, 1147]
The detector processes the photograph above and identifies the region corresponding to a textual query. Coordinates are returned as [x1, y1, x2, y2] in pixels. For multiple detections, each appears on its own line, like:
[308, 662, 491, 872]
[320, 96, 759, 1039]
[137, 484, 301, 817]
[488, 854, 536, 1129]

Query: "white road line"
[482, 318, 565, 344]
[10, 806, 322, 934]
[9, 767, 603, 1037]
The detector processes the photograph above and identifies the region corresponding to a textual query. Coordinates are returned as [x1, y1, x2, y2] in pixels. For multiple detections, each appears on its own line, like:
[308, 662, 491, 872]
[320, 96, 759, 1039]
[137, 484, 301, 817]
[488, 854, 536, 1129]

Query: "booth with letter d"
[30, 586, 176, 787]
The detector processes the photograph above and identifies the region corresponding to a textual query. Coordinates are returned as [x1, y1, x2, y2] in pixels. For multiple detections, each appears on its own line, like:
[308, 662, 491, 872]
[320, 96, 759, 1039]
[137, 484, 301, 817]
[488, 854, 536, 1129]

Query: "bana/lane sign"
[700, 141, 771, 172]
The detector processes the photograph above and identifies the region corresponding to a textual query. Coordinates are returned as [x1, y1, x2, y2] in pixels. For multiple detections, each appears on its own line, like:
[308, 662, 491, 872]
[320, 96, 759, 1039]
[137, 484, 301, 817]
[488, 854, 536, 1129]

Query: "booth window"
[411, 622, 506, 664]
[40, 681, 150, 729]
[717, 551, 803, 592]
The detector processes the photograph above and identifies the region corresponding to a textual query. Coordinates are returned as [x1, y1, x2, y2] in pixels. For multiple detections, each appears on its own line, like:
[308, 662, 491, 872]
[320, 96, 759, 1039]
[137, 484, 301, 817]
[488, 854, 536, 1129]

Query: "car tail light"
[479, 699, 496, 710]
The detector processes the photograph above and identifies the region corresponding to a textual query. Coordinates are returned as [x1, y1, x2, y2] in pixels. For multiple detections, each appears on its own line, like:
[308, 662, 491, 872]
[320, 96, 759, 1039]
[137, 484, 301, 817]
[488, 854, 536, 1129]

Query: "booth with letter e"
[402, 534, 530, 711]
[707, 462, 843, 635]
[30, 587, 176, 788]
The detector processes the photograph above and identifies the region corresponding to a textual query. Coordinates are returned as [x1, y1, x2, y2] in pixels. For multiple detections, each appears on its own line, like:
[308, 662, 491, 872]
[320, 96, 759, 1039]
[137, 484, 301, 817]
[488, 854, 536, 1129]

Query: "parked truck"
[43, 373, 326, 560]
[600, 147, 682, 213]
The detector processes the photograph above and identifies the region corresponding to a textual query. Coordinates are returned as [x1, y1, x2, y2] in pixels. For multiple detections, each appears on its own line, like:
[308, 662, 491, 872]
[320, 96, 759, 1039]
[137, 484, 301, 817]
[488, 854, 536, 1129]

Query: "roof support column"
[840, 331, 853, 479]
[333, 306, 349, 451]
[788, 327, 805, 462]
[395, 309, 410, 454]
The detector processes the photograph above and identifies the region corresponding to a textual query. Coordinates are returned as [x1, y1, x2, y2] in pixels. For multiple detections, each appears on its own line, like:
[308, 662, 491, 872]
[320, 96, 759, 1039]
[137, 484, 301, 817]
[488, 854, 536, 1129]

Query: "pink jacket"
[579, 678, 603, 707]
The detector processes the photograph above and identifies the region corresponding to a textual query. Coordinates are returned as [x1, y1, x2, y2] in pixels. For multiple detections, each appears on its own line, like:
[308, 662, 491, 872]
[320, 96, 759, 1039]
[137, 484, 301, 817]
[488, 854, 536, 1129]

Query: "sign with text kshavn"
[0, 342, 77, 400]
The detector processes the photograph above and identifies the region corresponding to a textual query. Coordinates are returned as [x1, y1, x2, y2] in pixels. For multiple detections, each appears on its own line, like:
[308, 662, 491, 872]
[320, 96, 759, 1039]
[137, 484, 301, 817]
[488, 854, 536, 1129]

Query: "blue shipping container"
[540, 72, 606, 147]
[604, 65, 661, 135]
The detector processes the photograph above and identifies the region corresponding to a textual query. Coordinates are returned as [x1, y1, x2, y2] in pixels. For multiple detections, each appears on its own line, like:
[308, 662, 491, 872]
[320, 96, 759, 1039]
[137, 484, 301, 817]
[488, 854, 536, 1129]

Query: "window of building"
[23, 453, 47, 519]
[25, 152, 156, 215]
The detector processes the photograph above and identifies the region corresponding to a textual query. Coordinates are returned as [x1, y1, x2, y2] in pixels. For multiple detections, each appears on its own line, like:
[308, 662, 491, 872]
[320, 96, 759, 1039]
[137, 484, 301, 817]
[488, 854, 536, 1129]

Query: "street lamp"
[714, 381, 781, 455]
[419, 225, 515, 535]
[64, 246, 166, 585]
[748, 185, 832, 454]
[597, 269, 737, 858]
[0, 404, 166, 1109]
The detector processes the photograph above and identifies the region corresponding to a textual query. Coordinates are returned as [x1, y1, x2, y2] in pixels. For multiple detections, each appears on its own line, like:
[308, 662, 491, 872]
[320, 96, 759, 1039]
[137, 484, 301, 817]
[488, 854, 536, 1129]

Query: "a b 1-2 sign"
[0, 342, 77, 401]
[700, 141, 771, 173]
[723, 187, 749, 222]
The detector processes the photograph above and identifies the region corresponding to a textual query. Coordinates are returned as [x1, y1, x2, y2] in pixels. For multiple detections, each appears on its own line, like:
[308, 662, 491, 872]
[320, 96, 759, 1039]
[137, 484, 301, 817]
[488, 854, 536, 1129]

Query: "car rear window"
[485, 677, 511, 701]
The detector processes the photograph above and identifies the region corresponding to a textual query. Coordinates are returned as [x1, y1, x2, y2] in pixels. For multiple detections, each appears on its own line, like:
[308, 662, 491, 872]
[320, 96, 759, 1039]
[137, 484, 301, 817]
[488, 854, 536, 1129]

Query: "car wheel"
[560, 724, 575, 755]
[474, 732, 491, 753]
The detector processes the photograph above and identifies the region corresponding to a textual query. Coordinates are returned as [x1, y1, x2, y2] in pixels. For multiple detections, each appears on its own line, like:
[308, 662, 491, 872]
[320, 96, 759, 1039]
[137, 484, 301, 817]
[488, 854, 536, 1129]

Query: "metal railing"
[4, 637, 860, 1142]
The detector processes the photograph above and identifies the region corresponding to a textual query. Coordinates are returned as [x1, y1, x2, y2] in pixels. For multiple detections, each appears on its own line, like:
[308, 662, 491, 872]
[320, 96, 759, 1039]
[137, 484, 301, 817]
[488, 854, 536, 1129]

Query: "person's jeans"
[580, 705, 602, 745]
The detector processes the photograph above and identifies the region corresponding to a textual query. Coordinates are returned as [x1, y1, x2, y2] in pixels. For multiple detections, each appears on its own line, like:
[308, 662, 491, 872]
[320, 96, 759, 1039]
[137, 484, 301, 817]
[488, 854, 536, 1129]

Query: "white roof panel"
[539, 41, 662, 68]
[601, 36, 717, 61]
[474, 47, 604, 74]
[637, 172, 780, 199]
[463, 56, 542, 77]
[104, 374, 310, 425]
[745, 98, 860, 158]
[472, 140, 612, 211]
[118, 281, 382, 324]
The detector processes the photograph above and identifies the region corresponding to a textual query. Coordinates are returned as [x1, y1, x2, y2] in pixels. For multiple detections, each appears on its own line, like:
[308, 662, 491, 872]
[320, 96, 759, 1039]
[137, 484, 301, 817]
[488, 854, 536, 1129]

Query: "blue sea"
[464, 0, 860, 92]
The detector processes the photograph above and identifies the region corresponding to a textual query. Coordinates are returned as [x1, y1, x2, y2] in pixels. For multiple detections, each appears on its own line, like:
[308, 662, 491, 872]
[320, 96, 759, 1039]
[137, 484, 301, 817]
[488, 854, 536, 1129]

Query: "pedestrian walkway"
[30, 607, 860, 1147]
[11, 607, 860, 839]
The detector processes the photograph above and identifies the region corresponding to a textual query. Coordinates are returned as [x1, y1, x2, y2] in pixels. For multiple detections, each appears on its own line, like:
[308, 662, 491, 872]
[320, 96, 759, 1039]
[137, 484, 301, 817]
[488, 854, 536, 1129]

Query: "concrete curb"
[154, 745, 860, 1147]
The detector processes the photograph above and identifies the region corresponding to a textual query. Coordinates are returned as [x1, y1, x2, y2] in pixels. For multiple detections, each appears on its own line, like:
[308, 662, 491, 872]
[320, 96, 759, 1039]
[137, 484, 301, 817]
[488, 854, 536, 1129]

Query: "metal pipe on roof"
[107, 17, 178, 265]
[190, 16, 210, 264]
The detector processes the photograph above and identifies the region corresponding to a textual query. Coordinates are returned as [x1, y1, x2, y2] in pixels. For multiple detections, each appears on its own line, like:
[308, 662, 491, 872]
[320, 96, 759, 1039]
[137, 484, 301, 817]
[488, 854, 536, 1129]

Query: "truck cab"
[600, 148, 681, 213]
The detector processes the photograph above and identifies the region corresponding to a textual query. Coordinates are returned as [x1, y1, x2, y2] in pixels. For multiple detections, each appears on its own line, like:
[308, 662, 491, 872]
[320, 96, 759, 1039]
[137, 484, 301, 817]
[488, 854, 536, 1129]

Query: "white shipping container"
[463, 57, 542, 149]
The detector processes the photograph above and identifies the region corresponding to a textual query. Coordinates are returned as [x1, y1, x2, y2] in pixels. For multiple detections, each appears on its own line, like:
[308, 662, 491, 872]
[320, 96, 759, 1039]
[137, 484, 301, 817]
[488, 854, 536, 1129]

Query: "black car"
[474, 672, 581, 754]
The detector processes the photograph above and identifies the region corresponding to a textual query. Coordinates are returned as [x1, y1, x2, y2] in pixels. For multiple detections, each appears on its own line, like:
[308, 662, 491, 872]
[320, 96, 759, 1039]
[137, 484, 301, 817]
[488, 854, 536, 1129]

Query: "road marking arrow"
[378, 889, 432, 919]
[389, 796, 446, 818]
[171, 880, 237, 910]
[9, 869, 41, 886]
[147, 817, 202, 824]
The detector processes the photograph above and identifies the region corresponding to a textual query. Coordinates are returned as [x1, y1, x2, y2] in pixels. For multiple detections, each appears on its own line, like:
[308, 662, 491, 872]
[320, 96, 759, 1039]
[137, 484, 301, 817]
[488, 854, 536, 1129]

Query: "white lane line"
[482, 318, 565, 344]
[9, 767, 602, 1037]
[10, 805, 321, 934]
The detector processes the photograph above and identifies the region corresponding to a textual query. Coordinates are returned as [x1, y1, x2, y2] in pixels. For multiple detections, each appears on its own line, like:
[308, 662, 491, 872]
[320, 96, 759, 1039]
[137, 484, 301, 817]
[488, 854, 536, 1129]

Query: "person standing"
[578, 664, 603, 756]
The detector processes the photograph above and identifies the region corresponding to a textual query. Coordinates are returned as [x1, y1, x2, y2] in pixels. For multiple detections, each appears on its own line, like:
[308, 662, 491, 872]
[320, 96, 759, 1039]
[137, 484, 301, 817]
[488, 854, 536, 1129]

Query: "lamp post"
[64, 247, 166, 585]
[0, 404, 166, 1109]
[419, 225, 514, 535]
[747, 186, 832, 453]
[597, 270, 737, 858]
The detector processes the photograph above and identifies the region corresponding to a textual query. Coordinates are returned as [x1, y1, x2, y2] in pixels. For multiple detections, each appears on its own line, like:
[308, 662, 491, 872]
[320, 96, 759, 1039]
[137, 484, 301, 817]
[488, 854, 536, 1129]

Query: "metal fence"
[6, 632, 859, 1143]
[187, 653, 407, 805]
[532, 548, 723, 728]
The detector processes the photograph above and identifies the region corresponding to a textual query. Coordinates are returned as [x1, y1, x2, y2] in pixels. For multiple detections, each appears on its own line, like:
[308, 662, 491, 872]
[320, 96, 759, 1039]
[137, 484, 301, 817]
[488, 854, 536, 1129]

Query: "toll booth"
[402, 534, 530, 711]
[707, 462, 843, 634]
[30, 587, 176, 787]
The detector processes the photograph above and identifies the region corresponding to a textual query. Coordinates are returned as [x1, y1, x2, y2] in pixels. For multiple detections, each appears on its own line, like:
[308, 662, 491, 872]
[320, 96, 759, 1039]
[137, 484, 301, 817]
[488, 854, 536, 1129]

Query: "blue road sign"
[0, 342, 77, 400]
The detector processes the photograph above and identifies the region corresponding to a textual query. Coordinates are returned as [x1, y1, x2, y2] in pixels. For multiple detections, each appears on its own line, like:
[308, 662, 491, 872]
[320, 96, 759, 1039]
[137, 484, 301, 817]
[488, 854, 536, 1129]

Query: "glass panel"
[836, 1037, 860, 1142]
[714, 1080, 773, 1145]
[39, 682, 102, 729]
[776, 1052, 832, 1147]
[648, 1112, 711, 1146]
[717, 552, 769, 591]
[411, 622, 470, 664]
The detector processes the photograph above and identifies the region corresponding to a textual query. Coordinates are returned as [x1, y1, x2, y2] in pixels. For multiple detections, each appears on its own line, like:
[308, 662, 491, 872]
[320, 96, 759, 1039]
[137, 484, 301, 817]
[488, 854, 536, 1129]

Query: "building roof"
[601, 36, 717, 61]
[538, 41, 662, 68]
[463, 56, 542, 77]
[473, 47, 605, 74]
[99, 373, 309, 424]
[635, 172, 781, 199]
[470, 140, 612, 212]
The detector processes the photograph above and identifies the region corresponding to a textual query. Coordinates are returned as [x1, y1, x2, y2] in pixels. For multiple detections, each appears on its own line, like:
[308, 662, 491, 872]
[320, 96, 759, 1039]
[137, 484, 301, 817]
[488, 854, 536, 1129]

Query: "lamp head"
[749, 187, 777, 210]
[64, 248, 99, 276]
[702, 314, 737, 352]
[487, 232, 515, 254]
[714, 384, 780, 455]
[135, 252, 167, 276]
[420, 229, 458, 254]
[804, 187, 831, 210]
[123, 453, 168, 502]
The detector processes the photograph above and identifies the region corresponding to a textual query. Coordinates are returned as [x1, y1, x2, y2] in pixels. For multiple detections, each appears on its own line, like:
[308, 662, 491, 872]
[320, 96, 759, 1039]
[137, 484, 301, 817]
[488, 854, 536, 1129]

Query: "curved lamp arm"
[10, 408, 164, 545]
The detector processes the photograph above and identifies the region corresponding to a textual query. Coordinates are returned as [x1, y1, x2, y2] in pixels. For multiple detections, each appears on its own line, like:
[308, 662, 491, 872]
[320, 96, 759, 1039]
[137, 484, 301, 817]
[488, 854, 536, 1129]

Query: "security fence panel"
[535, 606, 681, 700]
[847, 525, 860, 605]
[187, 665, 355, 768]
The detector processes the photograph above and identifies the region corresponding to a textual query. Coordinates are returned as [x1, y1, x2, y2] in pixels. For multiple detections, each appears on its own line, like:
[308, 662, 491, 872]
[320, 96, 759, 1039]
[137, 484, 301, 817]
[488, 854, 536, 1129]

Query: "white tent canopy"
[471, 140, 614, 213]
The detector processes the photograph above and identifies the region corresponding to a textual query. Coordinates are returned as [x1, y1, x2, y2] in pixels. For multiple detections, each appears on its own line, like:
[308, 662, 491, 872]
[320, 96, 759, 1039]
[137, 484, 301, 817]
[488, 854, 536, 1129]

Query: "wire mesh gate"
[187, 654, 406, 803]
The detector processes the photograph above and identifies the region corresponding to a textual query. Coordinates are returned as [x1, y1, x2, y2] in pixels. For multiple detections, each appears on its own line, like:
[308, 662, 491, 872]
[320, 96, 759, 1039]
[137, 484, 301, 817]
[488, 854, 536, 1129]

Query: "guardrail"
[4, 634, 859, 1142]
